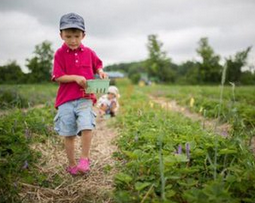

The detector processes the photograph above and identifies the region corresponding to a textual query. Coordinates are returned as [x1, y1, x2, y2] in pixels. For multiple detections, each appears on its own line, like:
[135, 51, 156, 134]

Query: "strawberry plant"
[0, 104, 57, 202]
[144, 85, 255, 138]
[113, 84, 255, 202]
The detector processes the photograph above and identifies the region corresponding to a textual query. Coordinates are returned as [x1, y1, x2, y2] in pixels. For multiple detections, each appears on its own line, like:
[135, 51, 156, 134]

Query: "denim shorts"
[54, 99, 96, 136]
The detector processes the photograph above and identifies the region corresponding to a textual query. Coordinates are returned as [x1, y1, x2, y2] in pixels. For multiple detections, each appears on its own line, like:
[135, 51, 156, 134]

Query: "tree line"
[0, 36, 254, 85]
[105, 35, 255, 85]
[0, 41, 53, 84]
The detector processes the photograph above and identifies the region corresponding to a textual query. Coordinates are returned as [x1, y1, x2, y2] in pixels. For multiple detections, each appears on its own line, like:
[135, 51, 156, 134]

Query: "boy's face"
[60, 29, 85, 50]
[107, 92, 115, 100]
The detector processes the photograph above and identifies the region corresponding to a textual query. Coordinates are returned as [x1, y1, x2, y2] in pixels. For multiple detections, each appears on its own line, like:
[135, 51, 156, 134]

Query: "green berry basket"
[86, 79, 110, 94]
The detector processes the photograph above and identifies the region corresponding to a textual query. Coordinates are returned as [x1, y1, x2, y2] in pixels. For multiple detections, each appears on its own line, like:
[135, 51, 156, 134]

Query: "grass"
[0, 83, 58, 109]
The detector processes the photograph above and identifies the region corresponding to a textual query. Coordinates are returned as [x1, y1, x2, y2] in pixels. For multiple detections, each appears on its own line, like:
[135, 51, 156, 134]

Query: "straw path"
[19, 115, 118, 203]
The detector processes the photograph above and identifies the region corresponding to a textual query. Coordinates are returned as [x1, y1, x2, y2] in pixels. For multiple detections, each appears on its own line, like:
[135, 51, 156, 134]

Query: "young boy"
[97, 86, 120, 117]
[52, 13, 107, 175]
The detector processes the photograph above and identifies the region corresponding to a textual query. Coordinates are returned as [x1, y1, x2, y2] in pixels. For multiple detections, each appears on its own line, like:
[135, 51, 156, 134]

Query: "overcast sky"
[0, 0, 254, 72]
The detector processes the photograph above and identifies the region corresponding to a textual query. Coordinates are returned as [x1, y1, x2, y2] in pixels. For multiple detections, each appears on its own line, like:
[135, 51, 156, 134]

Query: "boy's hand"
[97, 69, 108, 79]
[75, 76, 87, 88]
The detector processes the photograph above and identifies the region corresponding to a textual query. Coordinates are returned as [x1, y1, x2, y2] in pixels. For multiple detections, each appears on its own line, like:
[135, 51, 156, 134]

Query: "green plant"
[113, 84, 255, 202]
[0, 105, 57, 201]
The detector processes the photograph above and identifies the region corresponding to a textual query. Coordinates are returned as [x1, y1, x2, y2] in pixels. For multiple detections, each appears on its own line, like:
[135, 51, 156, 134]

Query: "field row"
[0, 84, 57, 109]
[1, 82, 255, 202]
[143, 85, 255, 133]
[0, 103, 61, 202]
[113, 83, 255, 202]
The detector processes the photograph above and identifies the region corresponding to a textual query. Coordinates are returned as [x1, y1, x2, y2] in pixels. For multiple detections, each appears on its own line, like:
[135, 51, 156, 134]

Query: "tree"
[225, 46, 252, 84]
[0, 61, 25, 84]
[177, 60, 200, 84]
[240, 70, 255, 85]
[146, 34, 176, 82]
[127, 61, 145, 84]
[196, 37, 222, 83]
[26, 41, 54, 83]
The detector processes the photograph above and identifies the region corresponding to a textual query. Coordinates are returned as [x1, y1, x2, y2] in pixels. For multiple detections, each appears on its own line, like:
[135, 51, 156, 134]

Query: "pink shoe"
[66, 165, 79, 175]
[77, 158, 90, 173]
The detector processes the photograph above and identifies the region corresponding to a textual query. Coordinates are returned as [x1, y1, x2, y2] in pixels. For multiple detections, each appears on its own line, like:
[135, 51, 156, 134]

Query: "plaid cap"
[60, 13, 85, 31]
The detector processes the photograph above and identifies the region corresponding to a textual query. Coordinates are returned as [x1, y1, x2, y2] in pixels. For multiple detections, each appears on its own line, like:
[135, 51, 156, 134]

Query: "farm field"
[0, 81, 255, 202]
[113, 82, 255, 202]
[0, 83, 117, 202]
[0, 84, 58, 110]
[143, 85, 255, 130]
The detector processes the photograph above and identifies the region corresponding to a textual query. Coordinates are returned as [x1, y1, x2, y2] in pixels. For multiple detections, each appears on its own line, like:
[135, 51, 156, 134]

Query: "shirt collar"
[62, 43, 85, 53]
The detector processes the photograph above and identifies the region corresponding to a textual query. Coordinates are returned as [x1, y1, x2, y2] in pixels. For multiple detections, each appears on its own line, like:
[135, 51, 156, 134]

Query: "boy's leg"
[110, 102, 117, 116]
[65, 136, 76, 167]
[81, 130, 93, 158]
[99, 104, 108, 116]
[55, 101, 77, 168]
[110, 101, 117, 111]
[75, 99, 96, 172]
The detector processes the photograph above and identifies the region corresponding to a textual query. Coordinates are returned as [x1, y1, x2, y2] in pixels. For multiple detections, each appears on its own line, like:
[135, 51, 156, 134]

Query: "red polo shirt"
[52, 43, 103, 108]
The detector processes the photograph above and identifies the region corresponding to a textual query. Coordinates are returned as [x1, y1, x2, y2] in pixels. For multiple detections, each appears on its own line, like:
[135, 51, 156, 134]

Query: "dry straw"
[19, 116, 118, 203]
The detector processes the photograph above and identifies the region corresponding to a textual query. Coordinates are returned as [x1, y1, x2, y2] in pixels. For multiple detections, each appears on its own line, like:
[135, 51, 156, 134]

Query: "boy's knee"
[65, 136, 76, 143]
[100, 104, 108, 110]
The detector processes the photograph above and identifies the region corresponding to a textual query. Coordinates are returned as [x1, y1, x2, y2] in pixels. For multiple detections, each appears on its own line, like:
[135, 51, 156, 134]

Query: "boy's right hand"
[75, 76, 87, 88]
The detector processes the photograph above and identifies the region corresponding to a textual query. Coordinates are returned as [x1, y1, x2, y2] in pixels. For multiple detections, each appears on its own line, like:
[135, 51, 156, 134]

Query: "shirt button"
[75, 60, 78, 63]
[75, 53, 78, 56]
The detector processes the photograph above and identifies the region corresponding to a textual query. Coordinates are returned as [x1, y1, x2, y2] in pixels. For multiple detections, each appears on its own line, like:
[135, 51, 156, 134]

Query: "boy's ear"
[83, 32, 86, 39]
[60, 32, 63, 40]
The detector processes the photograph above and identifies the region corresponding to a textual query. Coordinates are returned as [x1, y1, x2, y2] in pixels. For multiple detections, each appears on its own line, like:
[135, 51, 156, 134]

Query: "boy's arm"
[55, 75, 87, 88]
[90, 50, 107, 79]
[97, 69, 108, 79]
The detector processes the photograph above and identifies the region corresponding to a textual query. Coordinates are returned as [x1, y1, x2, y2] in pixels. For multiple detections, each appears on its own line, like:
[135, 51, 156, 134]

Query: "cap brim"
[60, 24, 85, 31]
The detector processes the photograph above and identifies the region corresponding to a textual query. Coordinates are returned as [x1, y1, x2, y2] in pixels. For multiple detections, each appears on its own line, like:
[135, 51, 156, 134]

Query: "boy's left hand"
[98, 69, 108, 79]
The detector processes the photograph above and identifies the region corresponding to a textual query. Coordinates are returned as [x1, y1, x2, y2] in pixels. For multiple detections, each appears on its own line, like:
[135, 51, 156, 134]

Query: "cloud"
[0, 11, 60, 72]
[0, 0, 254, 71]
[86, 34, 148, 65]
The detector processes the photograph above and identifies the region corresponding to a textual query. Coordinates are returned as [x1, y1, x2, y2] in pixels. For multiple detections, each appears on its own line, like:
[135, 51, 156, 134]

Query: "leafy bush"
[130, 73, 141, 84]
